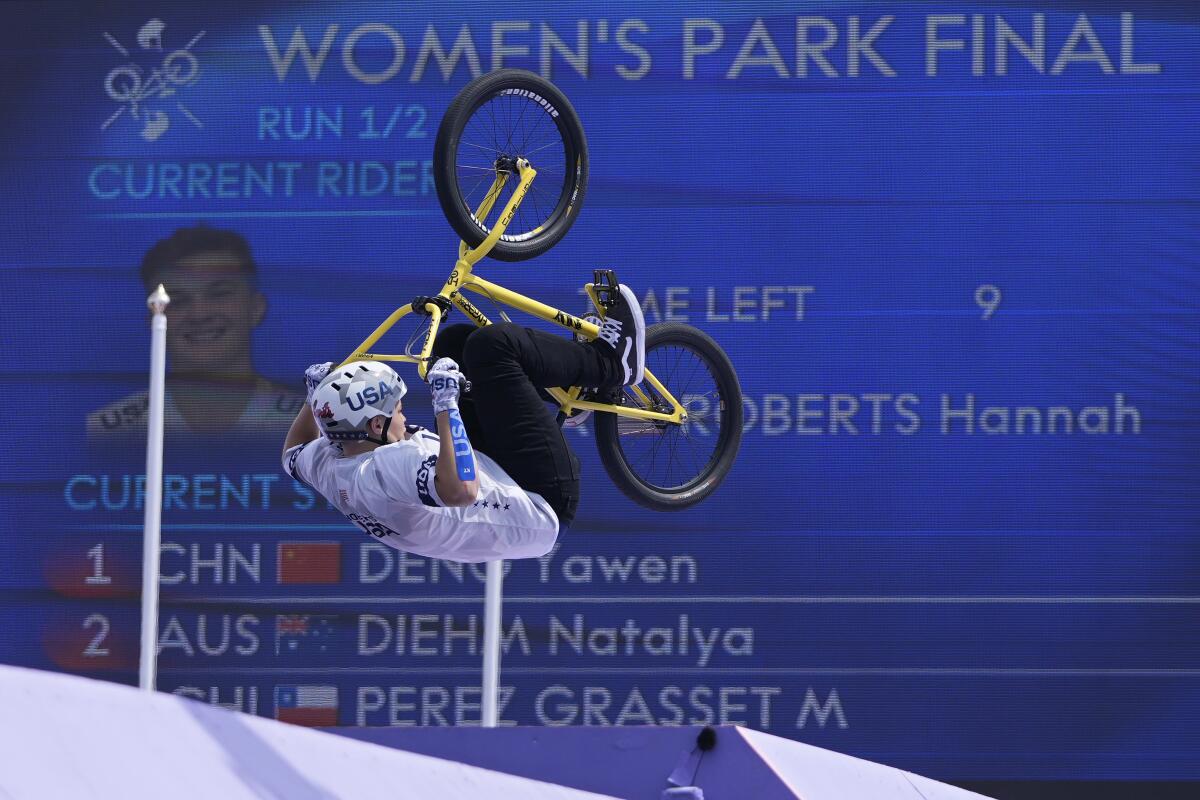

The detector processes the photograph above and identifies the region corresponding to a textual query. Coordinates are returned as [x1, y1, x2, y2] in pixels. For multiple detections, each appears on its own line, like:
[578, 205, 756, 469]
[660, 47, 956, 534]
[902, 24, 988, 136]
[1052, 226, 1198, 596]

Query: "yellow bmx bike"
[342, 69, 742, 510]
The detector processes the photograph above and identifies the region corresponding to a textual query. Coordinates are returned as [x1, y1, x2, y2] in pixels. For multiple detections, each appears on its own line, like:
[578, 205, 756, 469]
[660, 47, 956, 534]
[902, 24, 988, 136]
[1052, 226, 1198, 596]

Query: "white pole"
[481, 558, 504, 727]
[139, 284, 170, 691]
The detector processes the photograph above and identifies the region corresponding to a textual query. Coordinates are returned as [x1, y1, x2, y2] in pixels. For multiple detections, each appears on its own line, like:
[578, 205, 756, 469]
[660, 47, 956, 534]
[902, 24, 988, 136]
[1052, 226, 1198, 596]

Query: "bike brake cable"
[467, 280, 513, 325]
[404, 316, 431, 360]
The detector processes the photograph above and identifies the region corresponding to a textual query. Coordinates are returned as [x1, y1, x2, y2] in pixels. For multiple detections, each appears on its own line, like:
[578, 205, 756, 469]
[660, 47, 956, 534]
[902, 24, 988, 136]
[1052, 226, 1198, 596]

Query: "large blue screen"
[1, 1, 1197, 782]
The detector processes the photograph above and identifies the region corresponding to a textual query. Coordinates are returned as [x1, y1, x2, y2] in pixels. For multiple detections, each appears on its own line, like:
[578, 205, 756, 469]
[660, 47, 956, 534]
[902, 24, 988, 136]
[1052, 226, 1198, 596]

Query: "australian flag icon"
[274, 614, 337, 656]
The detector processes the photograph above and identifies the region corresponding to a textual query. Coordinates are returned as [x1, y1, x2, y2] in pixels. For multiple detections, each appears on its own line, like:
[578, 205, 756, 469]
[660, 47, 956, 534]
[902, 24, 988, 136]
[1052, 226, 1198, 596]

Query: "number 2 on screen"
[82, 614, 110, 657]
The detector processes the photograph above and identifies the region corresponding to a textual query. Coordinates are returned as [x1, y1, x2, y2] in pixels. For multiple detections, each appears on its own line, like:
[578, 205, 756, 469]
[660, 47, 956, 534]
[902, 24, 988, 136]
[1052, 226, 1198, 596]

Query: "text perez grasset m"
[168, 684, 848, 731]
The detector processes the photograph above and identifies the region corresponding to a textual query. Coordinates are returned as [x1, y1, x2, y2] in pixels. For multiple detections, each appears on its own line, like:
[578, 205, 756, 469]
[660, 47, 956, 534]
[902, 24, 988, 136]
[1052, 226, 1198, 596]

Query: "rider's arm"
[286, 361, 330, 457]
[433, 410, 479, 506]
[283, 403, 319, 455]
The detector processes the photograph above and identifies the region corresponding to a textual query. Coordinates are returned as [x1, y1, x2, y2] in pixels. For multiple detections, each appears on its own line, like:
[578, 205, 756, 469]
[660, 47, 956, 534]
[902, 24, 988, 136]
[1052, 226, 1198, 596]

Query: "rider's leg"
[459, 322, 619, 526]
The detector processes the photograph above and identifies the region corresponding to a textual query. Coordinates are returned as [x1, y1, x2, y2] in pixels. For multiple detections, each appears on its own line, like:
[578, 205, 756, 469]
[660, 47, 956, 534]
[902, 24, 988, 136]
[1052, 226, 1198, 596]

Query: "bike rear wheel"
[595, 323, 742, 511]
[433, 69, 588, 262]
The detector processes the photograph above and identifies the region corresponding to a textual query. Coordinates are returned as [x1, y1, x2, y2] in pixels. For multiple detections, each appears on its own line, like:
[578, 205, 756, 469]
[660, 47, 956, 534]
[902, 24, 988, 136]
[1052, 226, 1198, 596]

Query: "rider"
[281, 284, 645, 562]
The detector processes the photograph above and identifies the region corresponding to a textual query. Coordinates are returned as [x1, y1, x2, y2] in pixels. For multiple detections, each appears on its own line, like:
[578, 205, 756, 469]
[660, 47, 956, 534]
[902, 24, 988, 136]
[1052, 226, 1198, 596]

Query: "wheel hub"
[494, 155, 520, 175]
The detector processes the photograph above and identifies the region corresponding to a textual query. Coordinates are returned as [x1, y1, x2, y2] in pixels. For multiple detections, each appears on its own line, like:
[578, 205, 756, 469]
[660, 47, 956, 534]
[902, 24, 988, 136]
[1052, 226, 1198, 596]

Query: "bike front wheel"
[433, 69, 588, 262]
[594, 323, 742, 511]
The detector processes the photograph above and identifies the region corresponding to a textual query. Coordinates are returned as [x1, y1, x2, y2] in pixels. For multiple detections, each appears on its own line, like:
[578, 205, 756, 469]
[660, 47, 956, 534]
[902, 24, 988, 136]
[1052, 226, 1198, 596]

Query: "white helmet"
[311, 360, 406, 442]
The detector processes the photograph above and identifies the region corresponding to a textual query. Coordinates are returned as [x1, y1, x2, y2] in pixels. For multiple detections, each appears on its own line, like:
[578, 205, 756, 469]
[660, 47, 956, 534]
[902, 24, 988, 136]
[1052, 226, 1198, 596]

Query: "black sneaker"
[594, 284, 645, 386]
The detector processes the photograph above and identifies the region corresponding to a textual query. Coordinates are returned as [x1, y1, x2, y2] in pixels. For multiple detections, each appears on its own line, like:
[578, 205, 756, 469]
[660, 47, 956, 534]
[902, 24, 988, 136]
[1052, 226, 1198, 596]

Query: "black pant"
[431, 323, 617, 527]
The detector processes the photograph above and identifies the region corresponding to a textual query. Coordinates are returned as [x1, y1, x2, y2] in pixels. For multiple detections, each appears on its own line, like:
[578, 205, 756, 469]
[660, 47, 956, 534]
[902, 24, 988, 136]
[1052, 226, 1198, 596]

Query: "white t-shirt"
[282, 426, 559, 563]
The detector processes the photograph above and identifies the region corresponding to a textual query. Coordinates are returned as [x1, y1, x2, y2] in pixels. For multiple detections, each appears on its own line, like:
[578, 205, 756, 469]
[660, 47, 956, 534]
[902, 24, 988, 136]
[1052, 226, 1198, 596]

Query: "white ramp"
[0, 666, 616, 800]
[741, 727, 992, 800]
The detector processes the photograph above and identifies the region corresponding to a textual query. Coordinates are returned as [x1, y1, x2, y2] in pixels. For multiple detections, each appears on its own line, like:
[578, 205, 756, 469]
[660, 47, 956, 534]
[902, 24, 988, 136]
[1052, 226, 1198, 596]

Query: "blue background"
[0, 0, 1197, 784]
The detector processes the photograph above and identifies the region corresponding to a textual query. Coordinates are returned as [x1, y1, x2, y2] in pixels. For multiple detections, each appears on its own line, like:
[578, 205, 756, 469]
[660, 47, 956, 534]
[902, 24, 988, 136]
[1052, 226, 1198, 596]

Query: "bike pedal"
[591, 269, 621, 310]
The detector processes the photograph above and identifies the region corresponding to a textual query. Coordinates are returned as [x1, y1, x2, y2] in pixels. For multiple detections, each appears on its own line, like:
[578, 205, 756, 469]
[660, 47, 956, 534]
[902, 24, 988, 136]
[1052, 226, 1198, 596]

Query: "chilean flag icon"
[274, 685, 338, 727]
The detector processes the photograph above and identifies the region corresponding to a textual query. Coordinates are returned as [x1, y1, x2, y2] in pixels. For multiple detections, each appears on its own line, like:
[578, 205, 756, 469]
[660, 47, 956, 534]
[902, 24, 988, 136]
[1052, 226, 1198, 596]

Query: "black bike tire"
[433, 69, 588, 262]
[595, 323, 743, 511]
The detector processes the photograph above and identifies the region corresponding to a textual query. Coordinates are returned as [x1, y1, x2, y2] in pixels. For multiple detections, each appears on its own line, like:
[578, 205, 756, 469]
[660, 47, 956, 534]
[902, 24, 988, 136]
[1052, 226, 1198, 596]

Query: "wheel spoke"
[518, 110, 550, 155]
[524, 139, 562, 157]
[483, 100, 502, 152]
[462, 173, 490, 210]
[529, 183, 544, 229]
[460, 140, 504, 156]
[612, 337, 728, 492]
[502, 92, 531, 154]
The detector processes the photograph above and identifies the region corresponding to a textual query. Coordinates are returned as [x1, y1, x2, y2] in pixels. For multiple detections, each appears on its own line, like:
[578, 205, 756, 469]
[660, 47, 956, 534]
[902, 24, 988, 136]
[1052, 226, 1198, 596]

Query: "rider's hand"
[427, 357, 465, 415]
[304, 362, 333, 402]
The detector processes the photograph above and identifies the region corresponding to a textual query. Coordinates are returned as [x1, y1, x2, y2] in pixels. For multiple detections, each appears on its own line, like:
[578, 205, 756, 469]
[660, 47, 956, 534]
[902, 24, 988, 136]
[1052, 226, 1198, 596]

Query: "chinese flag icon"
[277, 542, 340, 585]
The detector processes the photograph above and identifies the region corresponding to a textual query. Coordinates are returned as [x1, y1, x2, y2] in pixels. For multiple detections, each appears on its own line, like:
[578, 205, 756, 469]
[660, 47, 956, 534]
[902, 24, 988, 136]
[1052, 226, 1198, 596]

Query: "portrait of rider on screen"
[87, 225, 304, 441]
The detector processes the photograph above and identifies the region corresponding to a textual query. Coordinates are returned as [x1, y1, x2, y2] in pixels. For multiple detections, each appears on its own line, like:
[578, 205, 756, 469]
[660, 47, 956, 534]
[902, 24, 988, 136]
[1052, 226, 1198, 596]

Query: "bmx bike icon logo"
[100, 18, 205, 142]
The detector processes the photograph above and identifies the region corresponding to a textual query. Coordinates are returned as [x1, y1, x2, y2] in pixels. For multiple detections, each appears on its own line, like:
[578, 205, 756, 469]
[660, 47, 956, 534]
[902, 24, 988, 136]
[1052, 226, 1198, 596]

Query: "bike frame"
[340, 161, 686, 425]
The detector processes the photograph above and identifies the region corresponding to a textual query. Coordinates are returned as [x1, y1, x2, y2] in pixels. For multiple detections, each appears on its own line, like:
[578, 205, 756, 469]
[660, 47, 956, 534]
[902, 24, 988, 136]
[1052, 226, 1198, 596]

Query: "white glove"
[304, 362, 333, 402]
[427, 357, 465, 415]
